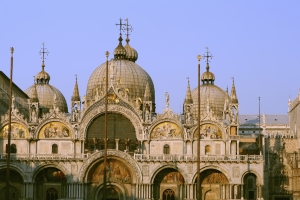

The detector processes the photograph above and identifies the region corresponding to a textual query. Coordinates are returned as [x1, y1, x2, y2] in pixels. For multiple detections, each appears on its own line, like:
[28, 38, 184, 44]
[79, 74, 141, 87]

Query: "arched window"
[6, 144, 17, 153]
[163, 189, 175, 200]
[163, 144, 170, 154]
[52, 144, 58, 154]
[46, 188, 58, 200]
[205, 145, 211, 155]
[11, 144, 17, 153]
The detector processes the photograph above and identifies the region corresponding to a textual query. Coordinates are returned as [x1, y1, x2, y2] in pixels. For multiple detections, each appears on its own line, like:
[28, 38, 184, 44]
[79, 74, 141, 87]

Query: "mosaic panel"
[39, 122, 71, 139]
[194, 123, 223, 139]
[0, 123, 28, 139]
[151, 122, 182, 139]
[92, 159, 131, 183]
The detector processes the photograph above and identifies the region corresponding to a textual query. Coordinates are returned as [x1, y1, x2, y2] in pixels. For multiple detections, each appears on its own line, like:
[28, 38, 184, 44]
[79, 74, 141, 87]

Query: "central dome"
[86, 59, 155, 106]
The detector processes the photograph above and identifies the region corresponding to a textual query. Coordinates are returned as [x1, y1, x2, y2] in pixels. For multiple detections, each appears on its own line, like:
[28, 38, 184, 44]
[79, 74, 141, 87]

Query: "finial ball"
[105, 51, 110, 57]
[197, 55, 201, 61]
[10, 47, 14, 54]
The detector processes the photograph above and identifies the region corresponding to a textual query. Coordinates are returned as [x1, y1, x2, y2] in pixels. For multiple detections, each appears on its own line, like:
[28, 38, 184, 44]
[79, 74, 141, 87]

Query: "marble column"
[237, 141, 240, 155]
[115, 139, 120, 150]
[131, 184, 136, 200]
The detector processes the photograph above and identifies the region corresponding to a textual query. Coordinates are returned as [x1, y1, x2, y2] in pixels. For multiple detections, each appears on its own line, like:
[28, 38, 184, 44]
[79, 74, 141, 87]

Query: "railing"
[0, 153, 263, 163]
[0, 153, 89, 161]
[133, 154, 263, 162]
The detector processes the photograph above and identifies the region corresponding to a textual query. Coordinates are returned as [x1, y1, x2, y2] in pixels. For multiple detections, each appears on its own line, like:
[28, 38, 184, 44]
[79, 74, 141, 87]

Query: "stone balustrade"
[0, 153, 88, 161]
[133, 154, 263, 163]
[0, 153, 263, 163]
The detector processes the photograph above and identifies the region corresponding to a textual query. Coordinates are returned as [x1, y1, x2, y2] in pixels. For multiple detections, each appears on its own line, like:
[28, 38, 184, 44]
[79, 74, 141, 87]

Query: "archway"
[86, 158, 133, 200]
[243, 173, 257, 200]
[195, 169, 229, 200]
[153, 168, 184, 200]
[0, 169, 24, 200]
[35, 167, 67, 200]
[97, 185, 124, 200]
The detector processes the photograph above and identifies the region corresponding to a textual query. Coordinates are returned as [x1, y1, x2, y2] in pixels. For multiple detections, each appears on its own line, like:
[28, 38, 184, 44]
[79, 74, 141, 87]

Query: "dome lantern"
[113, 35, 127, 60]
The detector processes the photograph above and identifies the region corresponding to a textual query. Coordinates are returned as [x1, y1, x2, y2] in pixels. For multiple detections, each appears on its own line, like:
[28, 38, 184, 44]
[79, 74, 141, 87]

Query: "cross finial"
[39, 43, 49, 68]
[116, 18, 126, 35]
[203, 47, 213, 64]
[75, 74, 77, 82]
[123, 18, 133, 43]
[187, 77, 190, 85]
[232, 77, 234, 84]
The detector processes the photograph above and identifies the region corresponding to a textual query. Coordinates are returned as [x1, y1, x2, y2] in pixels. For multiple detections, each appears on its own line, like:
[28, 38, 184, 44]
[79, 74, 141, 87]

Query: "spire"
[203, 47, 213, 72]
[71, 75, 80, 101]
[123, 18, 138, 62]
[143, 82, 151, 101]
[184, 77, 193, 104]
[225, 86, 230, 102]
[36, 43, 50, 84]
[39, 42, 49, 71]
[114, 18, 127, 60]
[201, 47, 215, 84]
[124, 18, 133, 44]
[230, 77, 238, 103]
[30, 83, 39, 103]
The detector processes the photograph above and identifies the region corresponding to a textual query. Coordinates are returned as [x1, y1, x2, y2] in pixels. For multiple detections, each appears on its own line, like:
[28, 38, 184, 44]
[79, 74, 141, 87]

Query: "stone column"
[220, 184, 223, 200]
[147, 141, 150, 154]
[24, 182, 34, 199]
[237, 141, 240, 155]
[115, 139, 120, 150]
[131, 184, 136, 200]
[73, 140, 76, 156]
[225, 141, 229, 155]
[234, 185, 238, 199]
[259, 184, 263, 199]
[183, 140, 186, 154]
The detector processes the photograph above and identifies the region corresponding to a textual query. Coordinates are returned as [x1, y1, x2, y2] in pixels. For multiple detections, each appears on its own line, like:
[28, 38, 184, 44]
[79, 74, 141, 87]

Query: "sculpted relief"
[39, 122, 71, 139]
[92, 159, 131, 183]
[193, 123, 223, 140]
[151, 122, 182, 139]
[0, 123, 28, 139]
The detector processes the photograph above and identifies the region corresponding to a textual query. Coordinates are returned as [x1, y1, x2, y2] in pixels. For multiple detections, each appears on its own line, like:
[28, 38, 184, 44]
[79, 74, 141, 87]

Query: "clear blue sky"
[1, 1, 299, 115]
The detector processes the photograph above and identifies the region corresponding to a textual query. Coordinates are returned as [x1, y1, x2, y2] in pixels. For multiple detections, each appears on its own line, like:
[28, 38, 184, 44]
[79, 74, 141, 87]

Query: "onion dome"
[114, 35, 127, 60]
[86, 59, 155, 108]
[191, 63, 226, 119]
[25, 62, 68, 113]
[124, 37, 138, 62]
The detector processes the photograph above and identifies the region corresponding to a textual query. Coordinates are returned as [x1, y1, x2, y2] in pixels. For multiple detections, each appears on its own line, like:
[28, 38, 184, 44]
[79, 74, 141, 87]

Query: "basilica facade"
[0, 21, 297, 200]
